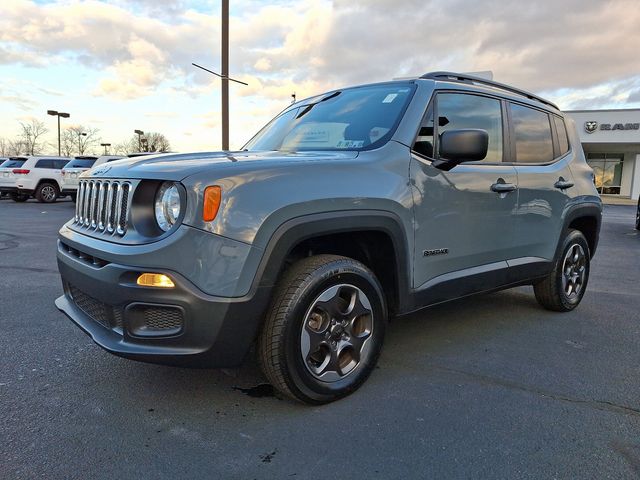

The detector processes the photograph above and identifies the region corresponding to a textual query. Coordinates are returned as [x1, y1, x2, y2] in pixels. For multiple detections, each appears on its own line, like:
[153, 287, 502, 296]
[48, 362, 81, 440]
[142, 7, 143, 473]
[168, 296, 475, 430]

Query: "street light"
[47, 110, 70, 156]
[134, 129, 144, 152]
[100, 143, 111, 155]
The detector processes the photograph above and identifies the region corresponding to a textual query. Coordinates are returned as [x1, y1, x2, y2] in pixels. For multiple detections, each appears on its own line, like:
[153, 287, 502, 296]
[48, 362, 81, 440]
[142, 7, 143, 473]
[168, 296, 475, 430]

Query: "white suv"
[60, 156, 101, 197]
[0, 157, 30, 201]
[6, 156, 71, 203]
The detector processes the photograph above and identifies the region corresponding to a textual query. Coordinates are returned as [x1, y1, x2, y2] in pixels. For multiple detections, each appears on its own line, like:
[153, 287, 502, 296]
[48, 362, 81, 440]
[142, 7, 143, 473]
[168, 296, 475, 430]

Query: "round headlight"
[154, 182, 181, 232]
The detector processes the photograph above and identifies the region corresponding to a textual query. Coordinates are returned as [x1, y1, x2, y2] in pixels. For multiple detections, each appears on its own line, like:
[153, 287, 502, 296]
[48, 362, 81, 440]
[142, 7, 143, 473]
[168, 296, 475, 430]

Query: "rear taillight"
[12, 169, 30, 174]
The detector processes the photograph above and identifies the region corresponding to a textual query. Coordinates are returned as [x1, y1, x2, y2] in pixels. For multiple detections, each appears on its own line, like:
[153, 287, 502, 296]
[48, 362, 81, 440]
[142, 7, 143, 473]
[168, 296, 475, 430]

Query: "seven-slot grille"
[74, 179, 131, 236]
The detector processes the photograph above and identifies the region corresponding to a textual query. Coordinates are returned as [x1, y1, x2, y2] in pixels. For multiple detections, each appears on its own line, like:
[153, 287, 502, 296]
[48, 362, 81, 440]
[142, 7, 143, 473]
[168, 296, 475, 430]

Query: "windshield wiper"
[295, 91, 341, 119]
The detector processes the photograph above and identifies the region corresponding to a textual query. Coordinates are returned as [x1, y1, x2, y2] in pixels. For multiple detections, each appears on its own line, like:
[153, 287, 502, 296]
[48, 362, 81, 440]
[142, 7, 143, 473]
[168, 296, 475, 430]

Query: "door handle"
[554, 178, 574, 190]
[490, 180, 517, 193]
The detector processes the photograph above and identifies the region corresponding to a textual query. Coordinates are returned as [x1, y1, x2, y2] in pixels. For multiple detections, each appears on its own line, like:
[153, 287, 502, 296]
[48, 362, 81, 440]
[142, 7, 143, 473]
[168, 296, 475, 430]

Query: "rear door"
[509, 104, 574, 264]
[410, 91, 518, 297]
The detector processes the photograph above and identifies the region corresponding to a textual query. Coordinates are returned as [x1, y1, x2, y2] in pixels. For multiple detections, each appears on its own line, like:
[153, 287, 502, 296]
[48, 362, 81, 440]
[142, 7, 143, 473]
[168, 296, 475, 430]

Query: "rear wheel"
[35, 182, 58, 203]
[534, 229, 590, 312]
[258, 254, 387, 404]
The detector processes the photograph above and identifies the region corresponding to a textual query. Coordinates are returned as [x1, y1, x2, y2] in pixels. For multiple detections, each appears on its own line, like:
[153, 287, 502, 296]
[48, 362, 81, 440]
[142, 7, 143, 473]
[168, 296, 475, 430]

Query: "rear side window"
[436, 93, 503, 162]
[35, 159, 54, 169]
[54, 160, 69, 169]
[510, 104, 554, 163]
[2, 160, 25, 168]
[65, 159, 95, 168]
[553, 116, 570, 156]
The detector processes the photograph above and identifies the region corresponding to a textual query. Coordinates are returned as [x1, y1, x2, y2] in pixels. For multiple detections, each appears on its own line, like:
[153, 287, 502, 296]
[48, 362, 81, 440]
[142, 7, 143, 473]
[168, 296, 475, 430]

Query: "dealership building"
[564, 108, 640, 200]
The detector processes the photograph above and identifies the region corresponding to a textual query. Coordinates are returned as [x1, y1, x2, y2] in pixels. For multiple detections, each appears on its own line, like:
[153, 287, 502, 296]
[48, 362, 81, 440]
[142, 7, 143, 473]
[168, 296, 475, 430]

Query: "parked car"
[636, 196, 640, 230]
[55, 71, 602, 404]
[60, 156, 101, 198]
[0, 158, 9, 197]
[4, 156, 71, 202]
[0, 157, 30, 201]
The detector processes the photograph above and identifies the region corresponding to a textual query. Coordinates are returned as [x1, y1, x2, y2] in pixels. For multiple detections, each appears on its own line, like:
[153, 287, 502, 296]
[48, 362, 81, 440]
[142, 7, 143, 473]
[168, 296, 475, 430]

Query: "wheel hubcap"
[561, 243, 587, 298]
[42, 185, 55, 201]
[300, 284, 373, 382]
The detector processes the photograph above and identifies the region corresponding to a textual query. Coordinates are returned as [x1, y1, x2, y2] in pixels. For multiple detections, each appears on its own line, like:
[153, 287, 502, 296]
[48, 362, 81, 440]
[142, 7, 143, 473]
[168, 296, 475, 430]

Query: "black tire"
[258, 254, 387, 404]
[635, 198, 640, 230]
[534, 229, 590, 312]
[69, 193, 77, 203]
[10, 193, 29, 202]
[35, 182, 58, 203]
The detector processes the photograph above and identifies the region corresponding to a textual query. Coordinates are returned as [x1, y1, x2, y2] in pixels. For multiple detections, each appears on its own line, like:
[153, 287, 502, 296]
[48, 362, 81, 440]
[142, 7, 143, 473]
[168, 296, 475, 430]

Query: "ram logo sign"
[584, 121, 598, 133]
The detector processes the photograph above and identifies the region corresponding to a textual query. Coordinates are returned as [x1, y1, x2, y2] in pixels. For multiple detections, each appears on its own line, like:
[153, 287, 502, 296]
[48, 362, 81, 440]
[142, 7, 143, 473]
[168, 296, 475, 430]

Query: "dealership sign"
[584, 121, 640, 134]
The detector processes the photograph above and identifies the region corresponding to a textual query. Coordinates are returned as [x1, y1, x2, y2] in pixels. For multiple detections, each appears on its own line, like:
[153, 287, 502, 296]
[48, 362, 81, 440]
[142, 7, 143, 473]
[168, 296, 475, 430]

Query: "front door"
[410, 91, 518, 295]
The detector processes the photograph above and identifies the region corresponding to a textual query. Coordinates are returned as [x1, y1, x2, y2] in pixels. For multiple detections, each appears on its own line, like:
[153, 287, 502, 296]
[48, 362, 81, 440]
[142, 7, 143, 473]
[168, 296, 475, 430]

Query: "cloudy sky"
[1, 0, 640, 153]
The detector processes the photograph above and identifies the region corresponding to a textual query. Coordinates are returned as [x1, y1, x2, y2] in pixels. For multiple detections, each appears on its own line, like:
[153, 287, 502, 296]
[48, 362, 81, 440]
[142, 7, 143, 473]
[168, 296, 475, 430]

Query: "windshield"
[65, 159, 96, 168]
[244, 83, 415, 152]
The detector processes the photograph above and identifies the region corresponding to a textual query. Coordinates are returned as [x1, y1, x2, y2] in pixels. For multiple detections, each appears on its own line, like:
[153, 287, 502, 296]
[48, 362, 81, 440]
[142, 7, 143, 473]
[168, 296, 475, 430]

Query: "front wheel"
[534, 229, 590, 312]
[35, 182, 58, 203]
[258, 255, 387, 404]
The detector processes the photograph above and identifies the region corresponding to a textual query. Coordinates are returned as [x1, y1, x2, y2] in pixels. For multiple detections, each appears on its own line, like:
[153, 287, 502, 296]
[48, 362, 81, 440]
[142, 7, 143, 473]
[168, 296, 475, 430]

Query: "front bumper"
[55, 239, 272, 368]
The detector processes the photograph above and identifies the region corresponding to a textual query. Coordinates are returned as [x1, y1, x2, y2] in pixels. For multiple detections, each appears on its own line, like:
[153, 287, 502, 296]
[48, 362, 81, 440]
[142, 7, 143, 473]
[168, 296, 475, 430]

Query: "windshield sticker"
[299, 129, 330, 143]
[382, 93, 398, 103]
[337, 140, 364, 148]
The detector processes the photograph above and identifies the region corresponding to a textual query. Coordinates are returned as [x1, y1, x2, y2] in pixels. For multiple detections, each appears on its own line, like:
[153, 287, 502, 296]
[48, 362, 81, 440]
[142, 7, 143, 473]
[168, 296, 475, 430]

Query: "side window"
[35, 159, 53, 169]
[436, 93, 503, 162]
[413, 105, 434, 158]
[54, 160, 68, 169]
[553, 116, 570, 156]
[510, 104, 554, 163]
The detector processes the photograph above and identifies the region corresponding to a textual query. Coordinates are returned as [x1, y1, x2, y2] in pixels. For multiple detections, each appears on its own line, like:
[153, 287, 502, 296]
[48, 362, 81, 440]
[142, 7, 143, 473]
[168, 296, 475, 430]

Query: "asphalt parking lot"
[1, 198, 638, 479]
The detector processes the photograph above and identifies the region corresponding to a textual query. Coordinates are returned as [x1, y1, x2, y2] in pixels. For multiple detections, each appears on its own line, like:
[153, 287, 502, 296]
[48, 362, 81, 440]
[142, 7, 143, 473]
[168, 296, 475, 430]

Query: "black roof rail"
[420, 71, 559, 110]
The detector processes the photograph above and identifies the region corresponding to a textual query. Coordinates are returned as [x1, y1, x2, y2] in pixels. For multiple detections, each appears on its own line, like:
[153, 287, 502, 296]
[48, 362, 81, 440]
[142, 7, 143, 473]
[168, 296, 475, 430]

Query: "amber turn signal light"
[203, 185, 222, 221]
[136, 273, 175, 288]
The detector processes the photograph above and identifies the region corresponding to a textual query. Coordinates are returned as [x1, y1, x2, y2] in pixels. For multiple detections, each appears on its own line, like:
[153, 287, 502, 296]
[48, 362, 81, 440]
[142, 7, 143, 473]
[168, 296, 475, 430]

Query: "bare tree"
[144, 132, 171, 152]
[5, 139, 27, 156]
[114, 132, 172, 155]
[19, 119, 49, 155]
[0, 138, 8, 156]
[65, 126, 101, 155]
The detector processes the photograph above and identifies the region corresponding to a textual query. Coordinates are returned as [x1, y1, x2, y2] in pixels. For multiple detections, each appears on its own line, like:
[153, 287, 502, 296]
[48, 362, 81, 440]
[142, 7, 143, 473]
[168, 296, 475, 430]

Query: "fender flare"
[556, 201, 602, 259]
[250, 210, 411, 310]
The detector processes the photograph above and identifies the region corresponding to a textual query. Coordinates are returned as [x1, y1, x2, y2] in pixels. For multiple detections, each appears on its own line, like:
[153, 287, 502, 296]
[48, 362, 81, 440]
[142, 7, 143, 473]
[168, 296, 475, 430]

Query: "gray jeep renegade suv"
[55, 72, 602, 404]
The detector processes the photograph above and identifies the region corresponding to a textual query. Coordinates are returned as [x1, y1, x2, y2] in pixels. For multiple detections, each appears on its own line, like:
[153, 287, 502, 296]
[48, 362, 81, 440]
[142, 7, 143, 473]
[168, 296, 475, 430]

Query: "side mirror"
[432, 129, 489, 171]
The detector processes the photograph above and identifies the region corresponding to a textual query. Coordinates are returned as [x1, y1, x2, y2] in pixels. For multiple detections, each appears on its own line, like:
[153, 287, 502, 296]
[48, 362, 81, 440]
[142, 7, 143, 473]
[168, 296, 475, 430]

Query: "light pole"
[47, 110, 70, 156]
[134, 129, 144, 152]
[100, 143, 111, 155]
[140, 138, 148, 152]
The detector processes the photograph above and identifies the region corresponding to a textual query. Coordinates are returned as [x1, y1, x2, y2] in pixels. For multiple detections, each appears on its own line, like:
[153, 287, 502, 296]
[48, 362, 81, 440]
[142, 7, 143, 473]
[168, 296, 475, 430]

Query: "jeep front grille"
[74, 180, 131, 236]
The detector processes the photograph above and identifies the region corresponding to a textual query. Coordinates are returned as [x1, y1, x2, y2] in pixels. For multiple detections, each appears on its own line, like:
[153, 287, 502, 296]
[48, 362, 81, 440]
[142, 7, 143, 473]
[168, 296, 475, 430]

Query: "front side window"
[244, 83, 415, 152]
[511, 104, 554, 163]
[436, 93, 503, 162]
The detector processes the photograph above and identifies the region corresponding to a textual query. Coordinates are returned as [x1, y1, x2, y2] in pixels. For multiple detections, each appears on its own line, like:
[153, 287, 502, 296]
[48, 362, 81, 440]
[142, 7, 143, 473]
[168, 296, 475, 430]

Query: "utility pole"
[221, 0, 229, 150]
[100, 143, 111, 155]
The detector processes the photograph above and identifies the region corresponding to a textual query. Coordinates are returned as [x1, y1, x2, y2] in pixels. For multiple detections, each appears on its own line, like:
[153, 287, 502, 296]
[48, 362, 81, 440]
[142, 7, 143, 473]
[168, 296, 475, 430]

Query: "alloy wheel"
[300, 284, 373, 383]
[561, 243, 587, 298]
[41, 185, 56, 202]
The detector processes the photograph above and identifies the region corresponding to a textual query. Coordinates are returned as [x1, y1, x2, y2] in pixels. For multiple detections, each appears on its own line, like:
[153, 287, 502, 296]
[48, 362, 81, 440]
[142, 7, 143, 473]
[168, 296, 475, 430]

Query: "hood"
[84, 150, 360, 181]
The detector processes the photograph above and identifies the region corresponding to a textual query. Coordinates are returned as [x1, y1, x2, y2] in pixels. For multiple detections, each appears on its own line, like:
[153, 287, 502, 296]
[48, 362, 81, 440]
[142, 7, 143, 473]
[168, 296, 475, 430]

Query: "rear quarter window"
[553, 116, 570, 156]
[65, 159, 95, 168]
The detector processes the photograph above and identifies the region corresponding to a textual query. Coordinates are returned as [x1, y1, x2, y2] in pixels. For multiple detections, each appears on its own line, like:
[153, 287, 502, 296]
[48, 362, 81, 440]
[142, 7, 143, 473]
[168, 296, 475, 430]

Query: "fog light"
[137, 273, 175, 288]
